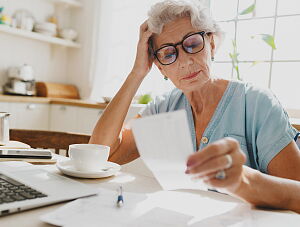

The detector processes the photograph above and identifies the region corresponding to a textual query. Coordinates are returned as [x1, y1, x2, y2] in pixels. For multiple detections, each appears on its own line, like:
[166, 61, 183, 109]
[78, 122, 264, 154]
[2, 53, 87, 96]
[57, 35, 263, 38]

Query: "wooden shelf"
[0, 25, 80, 48]
[50, 0, 83, 8]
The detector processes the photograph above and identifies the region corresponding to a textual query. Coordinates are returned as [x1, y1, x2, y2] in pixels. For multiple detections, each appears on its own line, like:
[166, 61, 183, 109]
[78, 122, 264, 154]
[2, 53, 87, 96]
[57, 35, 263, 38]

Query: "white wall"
[66, 0, 99, 99]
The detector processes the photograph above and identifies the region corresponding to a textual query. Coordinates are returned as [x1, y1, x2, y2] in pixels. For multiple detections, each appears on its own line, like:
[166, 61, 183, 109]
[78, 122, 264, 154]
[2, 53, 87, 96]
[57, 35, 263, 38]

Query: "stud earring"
[164, 76, 168, 80]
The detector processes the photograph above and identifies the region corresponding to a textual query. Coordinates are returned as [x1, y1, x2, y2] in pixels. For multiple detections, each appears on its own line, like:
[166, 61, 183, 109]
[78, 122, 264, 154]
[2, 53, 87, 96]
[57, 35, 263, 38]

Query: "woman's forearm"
[89, 72, 144, 147]
[233, 166, 300, 213]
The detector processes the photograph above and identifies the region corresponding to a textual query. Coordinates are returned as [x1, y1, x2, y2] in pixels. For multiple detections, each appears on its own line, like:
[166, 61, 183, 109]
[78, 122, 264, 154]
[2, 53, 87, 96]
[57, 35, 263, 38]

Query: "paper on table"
[41, 188, 147, 227]
[41, 187, 300, 227]
[131, 110, 207, 191]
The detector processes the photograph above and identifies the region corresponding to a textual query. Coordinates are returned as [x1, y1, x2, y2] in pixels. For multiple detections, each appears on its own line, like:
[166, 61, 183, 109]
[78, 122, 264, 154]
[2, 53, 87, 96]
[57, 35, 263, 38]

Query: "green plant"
[138, 94, 153, 104]
[229, 3, 276, 81]
[229, 40, 241, 80]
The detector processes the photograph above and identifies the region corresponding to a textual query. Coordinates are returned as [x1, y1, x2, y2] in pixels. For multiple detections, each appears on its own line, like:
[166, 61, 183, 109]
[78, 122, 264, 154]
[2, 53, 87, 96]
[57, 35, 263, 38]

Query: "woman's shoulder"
[243, 82, 279, 106]
[230, 81, 285, 121]
[231, 80, 278, 105]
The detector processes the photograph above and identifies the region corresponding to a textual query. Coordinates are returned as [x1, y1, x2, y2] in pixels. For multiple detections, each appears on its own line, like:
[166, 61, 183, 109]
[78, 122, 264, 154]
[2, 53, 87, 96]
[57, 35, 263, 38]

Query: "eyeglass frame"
[152, 31, 206, 66]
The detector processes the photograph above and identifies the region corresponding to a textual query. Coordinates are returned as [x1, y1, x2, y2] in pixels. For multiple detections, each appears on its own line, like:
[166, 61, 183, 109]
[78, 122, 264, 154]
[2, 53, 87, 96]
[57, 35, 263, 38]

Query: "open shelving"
[50, 0, 83, 8]
[0, 24, 80, 48]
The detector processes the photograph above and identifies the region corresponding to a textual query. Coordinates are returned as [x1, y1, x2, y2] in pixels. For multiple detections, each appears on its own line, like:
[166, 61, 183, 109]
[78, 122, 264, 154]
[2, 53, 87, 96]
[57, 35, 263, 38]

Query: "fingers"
[186, 152, 239, 176]
[190, 166, 243, 191]
[140, 20, 148, 33]
[139, 20, 153, 43]
[131, 20, 154, 78]
[203, 165, 244, 189]
[185, 137, 246, 191]
[192, 165, 235, 180]
[187, 137, 240, 168]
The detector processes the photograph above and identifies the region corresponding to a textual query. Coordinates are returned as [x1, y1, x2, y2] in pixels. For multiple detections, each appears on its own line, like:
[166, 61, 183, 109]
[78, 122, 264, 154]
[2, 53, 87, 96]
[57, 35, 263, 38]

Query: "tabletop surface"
[0, 156, 299, 227]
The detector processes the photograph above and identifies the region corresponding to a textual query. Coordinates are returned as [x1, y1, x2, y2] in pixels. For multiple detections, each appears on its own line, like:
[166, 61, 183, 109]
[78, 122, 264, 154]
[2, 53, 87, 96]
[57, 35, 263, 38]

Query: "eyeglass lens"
[155, 33, 204, 65]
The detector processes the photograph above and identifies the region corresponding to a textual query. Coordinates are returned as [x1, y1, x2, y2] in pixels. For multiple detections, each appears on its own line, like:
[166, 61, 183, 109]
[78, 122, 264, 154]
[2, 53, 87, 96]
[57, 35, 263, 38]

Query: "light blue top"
[139, 80, 298, 173]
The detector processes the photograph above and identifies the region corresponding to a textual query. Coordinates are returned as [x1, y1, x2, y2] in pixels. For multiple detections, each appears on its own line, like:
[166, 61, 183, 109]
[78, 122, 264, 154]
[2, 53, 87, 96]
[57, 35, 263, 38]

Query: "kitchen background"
[0, 0, 299, 134]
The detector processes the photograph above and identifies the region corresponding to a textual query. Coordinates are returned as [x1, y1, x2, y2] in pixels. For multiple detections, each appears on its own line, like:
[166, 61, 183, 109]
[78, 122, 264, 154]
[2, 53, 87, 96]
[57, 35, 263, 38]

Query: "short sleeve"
[247, 86, 298, 173]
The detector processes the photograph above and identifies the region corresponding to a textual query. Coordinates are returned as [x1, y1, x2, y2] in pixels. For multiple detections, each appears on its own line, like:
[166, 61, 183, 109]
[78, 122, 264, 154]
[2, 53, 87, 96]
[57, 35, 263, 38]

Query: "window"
[210, 0, 300, 109]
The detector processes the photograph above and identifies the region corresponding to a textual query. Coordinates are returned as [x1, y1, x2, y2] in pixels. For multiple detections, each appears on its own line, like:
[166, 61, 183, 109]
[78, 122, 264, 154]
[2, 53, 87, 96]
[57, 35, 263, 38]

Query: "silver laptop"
[0, 162, 98, 216]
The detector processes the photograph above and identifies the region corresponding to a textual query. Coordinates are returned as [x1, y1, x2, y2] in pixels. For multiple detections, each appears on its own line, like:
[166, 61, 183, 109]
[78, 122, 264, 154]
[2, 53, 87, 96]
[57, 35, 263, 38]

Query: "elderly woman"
[90, 0, 300, 213]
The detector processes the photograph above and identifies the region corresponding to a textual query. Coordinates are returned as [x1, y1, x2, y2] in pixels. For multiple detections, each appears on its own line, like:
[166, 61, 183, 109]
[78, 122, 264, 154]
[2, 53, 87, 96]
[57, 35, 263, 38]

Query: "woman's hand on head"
[185, 137, 246, 193]
[131, 20, 154, 79]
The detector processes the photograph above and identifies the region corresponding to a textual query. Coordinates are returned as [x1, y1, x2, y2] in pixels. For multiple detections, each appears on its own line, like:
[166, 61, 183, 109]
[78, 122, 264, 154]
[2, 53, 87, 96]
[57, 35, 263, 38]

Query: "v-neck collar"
[184, 80, 238, 151]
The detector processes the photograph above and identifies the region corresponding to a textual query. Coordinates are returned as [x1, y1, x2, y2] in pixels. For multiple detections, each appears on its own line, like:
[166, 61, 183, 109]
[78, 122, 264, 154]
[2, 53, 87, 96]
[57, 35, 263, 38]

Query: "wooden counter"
[0, 94, 108, 109]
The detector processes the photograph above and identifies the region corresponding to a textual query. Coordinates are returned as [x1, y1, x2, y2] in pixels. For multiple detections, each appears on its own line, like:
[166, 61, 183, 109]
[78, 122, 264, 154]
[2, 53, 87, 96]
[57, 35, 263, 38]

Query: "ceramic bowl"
[59, 28, 78, 41]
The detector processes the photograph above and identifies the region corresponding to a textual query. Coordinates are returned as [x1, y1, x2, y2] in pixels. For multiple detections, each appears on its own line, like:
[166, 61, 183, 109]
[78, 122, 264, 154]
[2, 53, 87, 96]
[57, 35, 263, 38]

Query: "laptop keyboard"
[0, 174, 47, 204]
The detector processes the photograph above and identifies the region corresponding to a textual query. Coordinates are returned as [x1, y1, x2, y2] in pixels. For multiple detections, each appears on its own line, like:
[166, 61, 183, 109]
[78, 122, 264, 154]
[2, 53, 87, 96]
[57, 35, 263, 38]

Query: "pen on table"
[117, 186, 124, 207]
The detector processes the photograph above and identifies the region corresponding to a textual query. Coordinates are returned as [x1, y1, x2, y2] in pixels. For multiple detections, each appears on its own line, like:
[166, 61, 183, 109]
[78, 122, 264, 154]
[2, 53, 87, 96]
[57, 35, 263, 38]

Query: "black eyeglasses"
[153, 31, 206, 65]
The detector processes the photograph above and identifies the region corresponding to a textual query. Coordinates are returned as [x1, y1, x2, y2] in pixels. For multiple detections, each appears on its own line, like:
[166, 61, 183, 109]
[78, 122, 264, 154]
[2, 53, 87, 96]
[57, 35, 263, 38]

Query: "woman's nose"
[177, 48, 194, 68]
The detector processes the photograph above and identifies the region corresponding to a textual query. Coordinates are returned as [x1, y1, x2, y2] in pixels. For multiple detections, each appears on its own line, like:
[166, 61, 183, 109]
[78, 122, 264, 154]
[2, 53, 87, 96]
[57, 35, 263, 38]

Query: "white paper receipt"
[131, 110, 207, 191]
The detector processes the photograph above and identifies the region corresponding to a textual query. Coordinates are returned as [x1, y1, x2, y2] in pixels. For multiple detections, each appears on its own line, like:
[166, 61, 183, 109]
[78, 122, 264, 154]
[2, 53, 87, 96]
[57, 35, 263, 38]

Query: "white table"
[0, 156, 299, 227]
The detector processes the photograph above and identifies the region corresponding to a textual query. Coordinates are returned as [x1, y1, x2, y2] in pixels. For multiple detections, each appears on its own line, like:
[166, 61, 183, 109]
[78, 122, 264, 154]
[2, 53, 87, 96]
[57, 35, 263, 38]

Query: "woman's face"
[153, 16, 215, 92]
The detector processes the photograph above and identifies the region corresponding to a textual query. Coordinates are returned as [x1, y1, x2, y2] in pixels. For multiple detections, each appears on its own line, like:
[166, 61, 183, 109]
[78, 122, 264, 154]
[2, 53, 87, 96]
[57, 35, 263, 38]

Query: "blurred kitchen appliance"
[3, 64, 36, 96]
[0, 112, 10, 145]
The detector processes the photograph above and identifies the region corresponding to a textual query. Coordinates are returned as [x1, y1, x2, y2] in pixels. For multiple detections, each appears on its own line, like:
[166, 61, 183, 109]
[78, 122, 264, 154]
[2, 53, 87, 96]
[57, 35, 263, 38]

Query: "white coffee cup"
[68, 144, 110, 172]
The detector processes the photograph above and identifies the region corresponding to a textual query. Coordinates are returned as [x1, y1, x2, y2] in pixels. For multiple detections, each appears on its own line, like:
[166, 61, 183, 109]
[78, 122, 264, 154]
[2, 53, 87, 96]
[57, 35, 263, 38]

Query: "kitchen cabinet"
[49, 104, 143, 134]
[0, 102, 10, 113]
[13, 103, 49, 130]
[0, 100, 144, 134]
[0, 102, 49, 130]
[49, 105, 77, 133]
[76, 107, 103, 134]
[50, 104, 103, 134]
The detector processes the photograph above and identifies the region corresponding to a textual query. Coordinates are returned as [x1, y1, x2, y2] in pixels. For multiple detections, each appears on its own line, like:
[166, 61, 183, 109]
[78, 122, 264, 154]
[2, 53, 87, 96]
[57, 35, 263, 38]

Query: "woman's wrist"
[129, 69, 148, 80]
[229, 166, 260, 202]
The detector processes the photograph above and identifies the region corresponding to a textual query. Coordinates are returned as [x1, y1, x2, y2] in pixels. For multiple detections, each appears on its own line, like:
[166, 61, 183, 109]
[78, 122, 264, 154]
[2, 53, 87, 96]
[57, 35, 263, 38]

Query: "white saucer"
[56, 160, 121, 179]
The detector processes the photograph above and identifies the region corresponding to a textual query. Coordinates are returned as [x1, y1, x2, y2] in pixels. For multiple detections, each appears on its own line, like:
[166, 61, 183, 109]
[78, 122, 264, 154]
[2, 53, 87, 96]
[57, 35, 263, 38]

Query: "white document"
[41, 188, 147, 227]
[131, 110, 207, 191]
[41, 188, 300, 227]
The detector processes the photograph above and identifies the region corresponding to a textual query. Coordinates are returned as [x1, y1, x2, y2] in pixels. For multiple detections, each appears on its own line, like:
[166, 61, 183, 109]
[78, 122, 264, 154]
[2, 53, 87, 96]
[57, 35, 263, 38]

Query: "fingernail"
[186, 158, 195, 166]
[187, 160, 195, 167]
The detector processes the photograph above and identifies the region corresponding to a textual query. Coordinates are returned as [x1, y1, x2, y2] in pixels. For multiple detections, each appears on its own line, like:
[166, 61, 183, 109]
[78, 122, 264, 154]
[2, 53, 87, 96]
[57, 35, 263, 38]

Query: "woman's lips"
[181, 71, 200, 80]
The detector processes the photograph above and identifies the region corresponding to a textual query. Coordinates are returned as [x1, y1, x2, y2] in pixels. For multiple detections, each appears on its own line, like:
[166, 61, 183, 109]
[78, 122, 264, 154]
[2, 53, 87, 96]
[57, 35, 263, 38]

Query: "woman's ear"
[209, 34, 216, 58]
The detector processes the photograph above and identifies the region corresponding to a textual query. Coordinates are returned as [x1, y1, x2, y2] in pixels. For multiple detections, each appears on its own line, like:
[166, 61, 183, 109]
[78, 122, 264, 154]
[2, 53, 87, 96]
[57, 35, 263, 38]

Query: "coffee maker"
[3, 64, 36, 96]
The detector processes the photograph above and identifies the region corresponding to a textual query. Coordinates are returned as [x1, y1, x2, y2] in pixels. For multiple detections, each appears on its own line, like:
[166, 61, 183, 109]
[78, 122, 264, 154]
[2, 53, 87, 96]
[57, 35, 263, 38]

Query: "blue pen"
[117, 186, 124, 207]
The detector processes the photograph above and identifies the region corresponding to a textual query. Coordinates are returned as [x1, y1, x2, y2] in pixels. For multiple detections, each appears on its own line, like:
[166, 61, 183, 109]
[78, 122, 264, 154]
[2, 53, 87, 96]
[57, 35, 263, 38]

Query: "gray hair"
[147, 0, 223, 46]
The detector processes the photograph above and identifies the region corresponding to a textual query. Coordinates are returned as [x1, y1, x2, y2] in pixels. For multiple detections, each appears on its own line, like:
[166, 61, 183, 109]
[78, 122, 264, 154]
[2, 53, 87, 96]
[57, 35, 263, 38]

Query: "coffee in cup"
[69, 144, 110, 172]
